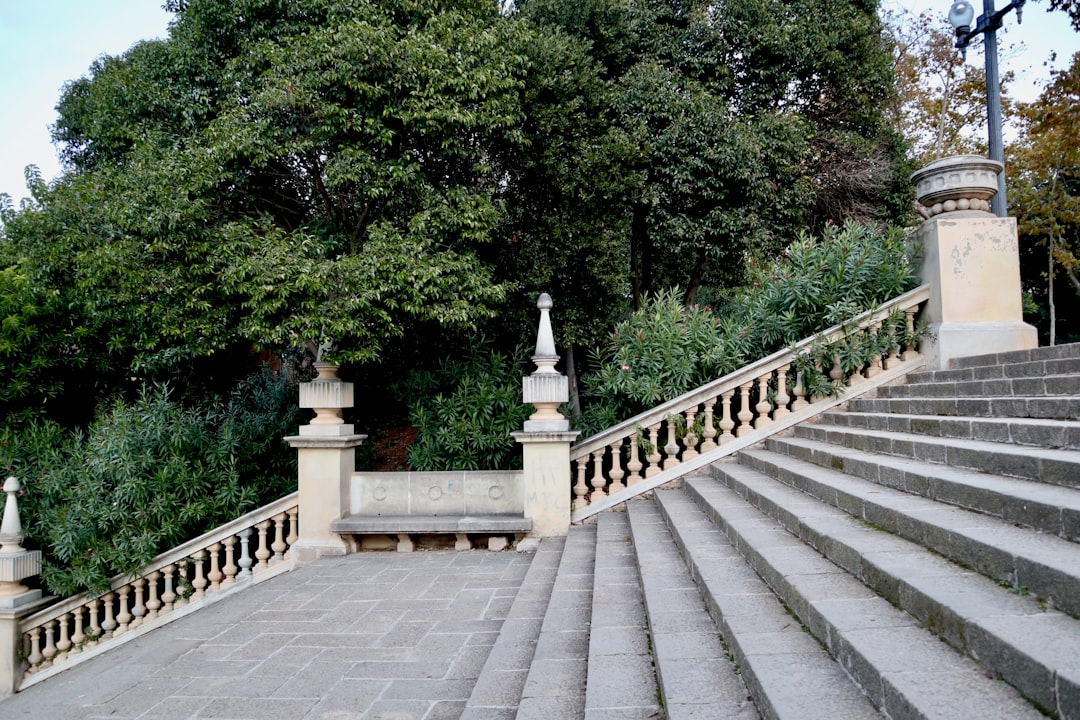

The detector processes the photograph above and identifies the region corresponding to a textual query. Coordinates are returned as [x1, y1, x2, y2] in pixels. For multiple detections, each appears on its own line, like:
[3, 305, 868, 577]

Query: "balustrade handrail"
[21, 491, 299, 629]
[570, 284, 931, 460]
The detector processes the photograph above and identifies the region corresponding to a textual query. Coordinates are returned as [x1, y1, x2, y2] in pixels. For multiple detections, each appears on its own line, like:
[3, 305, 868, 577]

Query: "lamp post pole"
[948, 0, 1025, 217]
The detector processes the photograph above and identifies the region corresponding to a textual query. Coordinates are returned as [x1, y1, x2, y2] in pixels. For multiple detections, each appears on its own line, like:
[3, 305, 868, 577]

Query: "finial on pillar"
[0, 478, 24, 554]
[532, 293, 559, 374]
[0, 477, 42, 603]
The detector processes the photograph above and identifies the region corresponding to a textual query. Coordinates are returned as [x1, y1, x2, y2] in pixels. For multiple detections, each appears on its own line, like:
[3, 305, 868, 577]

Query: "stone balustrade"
[570, 286, 931, 521]
[15, 493, 298, 689]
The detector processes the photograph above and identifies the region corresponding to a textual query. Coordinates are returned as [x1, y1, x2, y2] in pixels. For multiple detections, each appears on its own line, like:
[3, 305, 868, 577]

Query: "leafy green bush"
[577, 220, 919, 435]
[1, 369, 301, 597]
[398, 347, 532, 471]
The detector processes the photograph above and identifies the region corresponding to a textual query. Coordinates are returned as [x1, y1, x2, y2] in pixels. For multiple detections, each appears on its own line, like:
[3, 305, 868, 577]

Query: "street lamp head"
[948, 0, 976, 35]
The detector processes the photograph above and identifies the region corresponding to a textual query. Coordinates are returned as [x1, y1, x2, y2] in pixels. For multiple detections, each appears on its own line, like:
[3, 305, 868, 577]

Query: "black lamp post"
[948, 0, 1025, 217]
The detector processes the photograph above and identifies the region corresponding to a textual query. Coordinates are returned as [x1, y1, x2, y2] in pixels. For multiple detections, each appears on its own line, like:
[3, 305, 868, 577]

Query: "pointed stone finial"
[532, 293, 559, 374]
[0, 477, 24, 554]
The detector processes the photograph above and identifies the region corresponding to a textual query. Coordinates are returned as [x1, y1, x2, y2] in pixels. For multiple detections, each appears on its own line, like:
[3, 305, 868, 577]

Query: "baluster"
[791, 370, 809, 411]
[700, 398, 718, 451]
[591, 449, 606, 499]
[718, 390, 735, 443]
[221, 537, 238, 586]
[255, 521, 272, 571]
[883, 320, 901, 369]
[101, 592, 117, 639]
[901, 306, 920, 360]
[735, 383, 754, 437]
[115, 586, 132, 636]
[682, 409, 699, 460]
[271, 513, 287, 563]
[286, 507, 299, 550]
[865, 322, 883, 378]
[131, 578, 146, 629]
[26, 627, 43, 669]
[207, 543, 224, 590]
[41, 620, 57, 668]
[87, 597, 102, 644]
[145, 570, 162, 621]
[662, 419, 679, 470]
[774, 364, 791, 419]
[173, 563, 189, 608]
[238, 528, 254, 579]
[754, 373, 773, 430]
[69, 605, 85, 655]
[644, 424, 662, 477]
[161, 564, 177, 613]
[626, 432, 644, 485]
[573, 458, 589, 509]
[607, 441, 626, 495]
[829, 352, 844, 385]
[55, 612, 72, 660]
[190, 551, 208, 601]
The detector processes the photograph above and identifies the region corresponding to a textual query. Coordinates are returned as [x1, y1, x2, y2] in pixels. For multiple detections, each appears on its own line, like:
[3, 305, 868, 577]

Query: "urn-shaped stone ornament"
[911, 155, 1002, 217]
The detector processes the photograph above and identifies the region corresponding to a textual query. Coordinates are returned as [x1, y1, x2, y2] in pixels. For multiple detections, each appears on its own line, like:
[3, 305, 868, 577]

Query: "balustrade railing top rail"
[17, 491, 299, 689]
[570, 285, 930, 516]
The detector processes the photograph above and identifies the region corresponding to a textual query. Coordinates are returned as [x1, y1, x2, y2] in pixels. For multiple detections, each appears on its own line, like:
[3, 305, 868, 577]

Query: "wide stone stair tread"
[515, 523, 596, 720]
[462, 536, 566, 720]
[817, 410, 1080, 451]
[676, 476, 1047, 720]
[847, 393, 1080, 420]
[770, 433, 1080, 540]
[626, 499, 759, 720]
[788, 423, 1080, 490]
[904, 355, 1080, 383]
[875, 373, 1080, 399]
[584, 511, 663, 720]
[949, 342, 1080, 370]
[734, 447, 1080, 617]
[698, 466, 1080, 718]
[648, 488, 884, 720]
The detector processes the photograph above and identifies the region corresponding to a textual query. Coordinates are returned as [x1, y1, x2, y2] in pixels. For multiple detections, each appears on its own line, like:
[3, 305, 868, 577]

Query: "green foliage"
[398, 347, 532, 471]
[2, 370, 301, 597]
[577, 220, 919, 434]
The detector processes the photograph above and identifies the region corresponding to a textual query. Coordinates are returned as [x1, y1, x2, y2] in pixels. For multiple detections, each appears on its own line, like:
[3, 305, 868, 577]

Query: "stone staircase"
[463, 342, 1080, 720]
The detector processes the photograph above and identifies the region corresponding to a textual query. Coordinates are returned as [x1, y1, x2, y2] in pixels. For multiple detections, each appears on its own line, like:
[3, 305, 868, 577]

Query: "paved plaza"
[0, 550, 533, 720]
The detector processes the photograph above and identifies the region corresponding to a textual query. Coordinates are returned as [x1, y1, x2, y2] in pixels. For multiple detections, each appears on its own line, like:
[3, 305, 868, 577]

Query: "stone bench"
[330, 514, 532, 552]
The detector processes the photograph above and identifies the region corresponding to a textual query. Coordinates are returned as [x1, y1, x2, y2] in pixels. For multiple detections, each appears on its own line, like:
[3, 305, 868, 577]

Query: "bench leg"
[396, 534, 414, 552]
[454, 533, 472, 551]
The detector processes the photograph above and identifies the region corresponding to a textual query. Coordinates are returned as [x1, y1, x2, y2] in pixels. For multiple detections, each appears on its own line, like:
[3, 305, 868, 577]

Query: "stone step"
[583, 511, 662, 718]
[876, 374, 1080, 399]
[735, 447, 1080, 617]
[514, 523, 596, 720]
[703, 463, 1080, 719]
[816, 410, 1080, 451]
[906, 354, 1080, 384]
[625, 499, 759, 720]
[846, 394, 1080, 421]
[679, 474, 1047, 720]
[649, 487, 884, 720]
[769, 433, 1080, 540]
[949, 342, 1080, 370]
[462, 536, 566, 720]
[791, 422, 1080, 489]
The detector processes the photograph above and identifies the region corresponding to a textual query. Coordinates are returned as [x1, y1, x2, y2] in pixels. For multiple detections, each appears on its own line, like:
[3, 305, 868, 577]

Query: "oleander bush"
[0, 368, 301, 597]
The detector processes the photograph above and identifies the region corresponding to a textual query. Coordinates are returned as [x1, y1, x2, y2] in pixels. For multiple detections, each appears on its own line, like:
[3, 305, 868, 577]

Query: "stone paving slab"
[0, 550, 531, 720]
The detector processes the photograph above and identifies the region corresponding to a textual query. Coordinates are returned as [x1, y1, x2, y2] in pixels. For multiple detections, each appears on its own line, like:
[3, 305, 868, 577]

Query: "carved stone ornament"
[911, 155, 1002, 217]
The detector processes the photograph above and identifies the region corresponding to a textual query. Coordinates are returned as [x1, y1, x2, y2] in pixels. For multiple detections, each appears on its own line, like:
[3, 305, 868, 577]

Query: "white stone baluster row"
[21, 502, 298, 676]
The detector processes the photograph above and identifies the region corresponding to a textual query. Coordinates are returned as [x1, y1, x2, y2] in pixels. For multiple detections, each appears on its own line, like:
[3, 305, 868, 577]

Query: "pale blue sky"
[1, 0, 1077, 204]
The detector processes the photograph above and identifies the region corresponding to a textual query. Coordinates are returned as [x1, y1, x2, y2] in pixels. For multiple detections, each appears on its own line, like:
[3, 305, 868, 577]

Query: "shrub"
[398, 346, 532, 471]
[577, 220, 919, 434]
[1, 368, 301, 597]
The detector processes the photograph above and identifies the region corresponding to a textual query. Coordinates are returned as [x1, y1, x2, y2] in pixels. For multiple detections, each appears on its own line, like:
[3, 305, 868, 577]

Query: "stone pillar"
[285, 364, 366, 563]
[0, 477, 48, 698]
[912, 155, 1038, 370]
[513, 294, 579, 550]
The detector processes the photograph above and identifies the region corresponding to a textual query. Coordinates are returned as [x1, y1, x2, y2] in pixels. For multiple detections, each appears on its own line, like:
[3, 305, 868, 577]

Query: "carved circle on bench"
[428, 486, 443, 500]
[372, 485, 387, 502]
[489, 484, 504, 500]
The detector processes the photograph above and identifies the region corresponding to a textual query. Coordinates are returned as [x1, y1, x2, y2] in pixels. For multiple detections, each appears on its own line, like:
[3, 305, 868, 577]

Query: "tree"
[1012, 51, 1080, 343]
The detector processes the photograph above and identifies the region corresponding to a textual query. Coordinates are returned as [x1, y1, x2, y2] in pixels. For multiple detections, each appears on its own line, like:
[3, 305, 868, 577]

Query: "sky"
[0, 0, 1077, 205]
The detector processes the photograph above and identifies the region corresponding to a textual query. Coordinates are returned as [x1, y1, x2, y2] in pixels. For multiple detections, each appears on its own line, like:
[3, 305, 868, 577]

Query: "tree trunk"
[565, 344, 582, 419]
